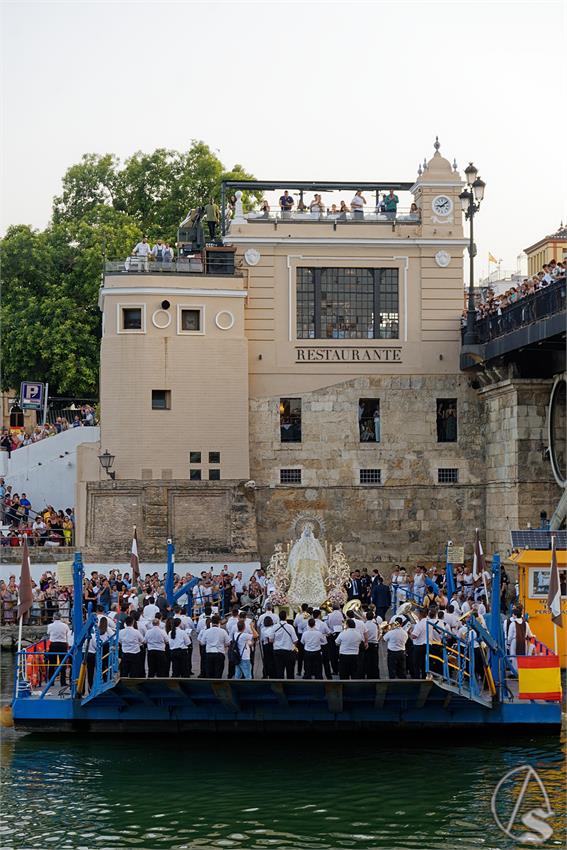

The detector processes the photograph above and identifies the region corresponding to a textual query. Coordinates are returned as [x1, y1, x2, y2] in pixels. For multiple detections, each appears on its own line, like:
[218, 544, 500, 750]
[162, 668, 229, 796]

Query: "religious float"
[9, 521, 563, 735]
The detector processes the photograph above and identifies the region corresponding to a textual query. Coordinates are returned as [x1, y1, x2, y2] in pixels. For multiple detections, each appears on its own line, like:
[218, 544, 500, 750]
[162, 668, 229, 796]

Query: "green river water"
[1, 652, 565, 850]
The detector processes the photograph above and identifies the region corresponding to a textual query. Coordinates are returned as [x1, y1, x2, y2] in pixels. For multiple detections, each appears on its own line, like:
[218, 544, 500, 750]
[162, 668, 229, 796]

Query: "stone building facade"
[78, 141, 560, 567]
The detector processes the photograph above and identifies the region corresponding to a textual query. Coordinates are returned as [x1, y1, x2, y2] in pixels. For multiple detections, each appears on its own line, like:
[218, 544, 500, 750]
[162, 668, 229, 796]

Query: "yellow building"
[524, 224, 567, 277]
[76, 140, 559, 566]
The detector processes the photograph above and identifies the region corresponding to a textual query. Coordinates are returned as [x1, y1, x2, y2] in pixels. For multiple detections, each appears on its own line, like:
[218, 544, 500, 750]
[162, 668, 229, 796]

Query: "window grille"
[280, 469, 302, 484]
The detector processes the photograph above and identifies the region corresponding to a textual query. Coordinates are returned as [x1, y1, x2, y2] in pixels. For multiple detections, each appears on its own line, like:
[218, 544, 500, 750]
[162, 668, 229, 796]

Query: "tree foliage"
[1, 142, 256, 396]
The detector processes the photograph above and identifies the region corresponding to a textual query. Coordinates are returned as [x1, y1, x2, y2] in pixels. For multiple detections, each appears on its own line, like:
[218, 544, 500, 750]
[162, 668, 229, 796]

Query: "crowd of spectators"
[274, 189, 409, 221]
[0, 478, 75, 556]
[464, 259, 566, 325]
[0, 404, 97, 458]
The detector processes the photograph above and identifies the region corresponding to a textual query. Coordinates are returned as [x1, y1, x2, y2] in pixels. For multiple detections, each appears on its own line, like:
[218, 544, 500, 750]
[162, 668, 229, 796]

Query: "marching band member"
[362, 611, 380, 679]
[336, 619, 365, 680]
[382, 618, 408, 679]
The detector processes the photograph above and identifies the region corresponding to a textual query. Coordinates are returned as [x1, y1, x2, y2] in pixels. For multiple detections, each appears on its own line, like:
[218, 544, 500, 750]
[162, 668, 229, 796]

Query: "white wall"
[0, 427, 100, 512]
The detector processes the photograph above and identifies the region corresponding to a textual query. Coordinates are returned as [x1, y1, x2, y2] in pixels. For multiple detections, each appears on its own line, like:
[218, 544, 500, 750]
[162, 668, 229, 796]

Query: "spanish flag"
[488, 252, 498, 264]
[517, 655, 562, 701]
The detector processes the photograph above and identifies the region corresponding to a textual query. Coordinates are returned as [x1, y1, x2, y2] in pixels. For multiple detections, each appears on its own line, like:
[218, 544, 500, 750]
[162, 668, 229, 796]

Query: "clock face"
[432, 195, 453, 217]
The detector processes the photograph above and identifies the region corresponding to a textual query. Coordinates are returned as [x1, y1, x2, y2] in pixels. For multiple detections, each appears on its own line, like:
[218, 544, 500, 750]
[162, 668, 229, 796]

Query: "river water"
[1, 652, 565, 850]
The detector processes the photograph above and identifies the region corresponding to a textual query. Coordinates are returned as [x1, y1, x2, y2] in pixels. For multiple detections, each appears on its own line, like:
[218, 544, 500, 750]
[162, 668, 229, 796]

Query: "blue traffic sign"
[20, 381, 45, 410]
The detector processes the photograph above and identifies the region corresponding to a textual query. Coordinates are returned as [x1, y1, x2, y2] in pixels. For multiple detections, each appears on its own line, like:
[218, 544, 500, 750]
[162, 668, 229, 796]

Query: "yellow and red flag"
[517, 655, 562, 701]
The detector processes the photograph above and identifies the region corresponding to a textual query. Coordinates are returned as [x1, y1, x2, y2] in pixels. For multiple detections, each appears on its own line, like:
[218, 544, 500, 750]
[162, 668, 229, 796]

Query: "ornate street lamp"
[98, 449, 116, 480]
[461, 162, 486, 346]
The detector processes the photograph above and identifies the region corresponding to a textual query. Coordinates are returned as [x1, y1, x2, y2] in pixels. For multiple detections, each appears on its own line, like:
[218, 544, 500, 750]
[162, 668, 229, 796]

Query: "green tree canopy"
[1, 141, 256, 396]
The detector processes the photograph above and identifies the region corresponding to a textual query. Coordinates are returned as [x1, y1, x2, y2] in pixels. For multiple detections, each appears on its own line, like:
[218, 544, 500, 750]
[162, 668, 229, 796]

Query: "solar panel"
[510, 530, 567, 550]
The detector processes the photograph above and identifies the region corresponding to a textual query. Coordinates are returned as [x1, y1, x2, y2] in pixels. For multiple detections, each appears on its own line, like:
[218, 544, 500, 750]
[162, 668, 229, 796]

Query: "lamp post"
[98, 449, 116, 480]
[460, 163, 486, 345]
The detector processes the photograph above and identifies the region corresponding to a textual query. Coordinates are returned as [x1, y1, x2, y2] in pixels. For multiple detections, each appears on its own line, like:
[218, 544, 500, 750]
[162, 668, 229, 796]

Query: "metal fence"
[470, 277, 566, 344]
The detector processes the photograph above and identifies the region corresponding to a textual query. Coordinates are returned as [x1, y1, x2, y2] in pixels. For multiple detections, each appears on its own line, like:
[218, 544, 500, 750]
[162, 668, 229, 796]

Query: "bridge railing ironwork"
[466, 276, 566, 344]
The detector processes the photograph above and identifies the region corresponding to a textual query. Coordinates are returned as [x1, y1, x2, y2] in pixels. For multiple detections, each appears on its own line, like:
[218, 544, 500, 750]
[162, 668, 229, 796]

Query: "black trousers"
[428, 643, 443, 675]
[363, 644, 380, 679]
[327, 633, 339, 673]
[274, 649, 295, 679]
[406, 637, 416, 678]
[208, 221, 217, 240]
[321, 644, 333, 679]
[198, 644, 207, 677]
[87, 653, 96, 689]
[339, 654, 358, 680]
[413, 645, 427, 680]
[387, 650, 406, 679]
[303, 650, 323, 679]
[48, 642, 68, 686]
[296, 640, 305, 675]
[147, 649, 167, 678]
[206, 653, 225, 679]
[262, 643, 276, 678]
[171, 648, 190, 677]
[121, 652, 143, 678]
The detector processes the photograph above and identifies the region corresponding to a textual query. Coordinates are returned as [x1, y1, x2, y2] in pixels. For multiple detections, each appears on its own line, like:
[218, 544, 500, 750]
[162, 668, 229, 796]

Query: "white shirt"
[365, 620, 379, 644]
[145, 626, 169, 651]
[47, 621, 70, 644]
[425, 618, 443, 644]
[294, 612, 310, 634]
[169, 629, 191, 650]
[87, 631, 110, 653]
[350, 194, 364, 210]
[203, 626, 229, 654]
[232, 578, 244, 594]
[383, 627, 408, 652]
[444, 612, 460, 633]
[119, 626, 144, 654]
[327, 610, 345, 633]
[301, 628, 326, 652]
[143, 603, 159, 620]
[271, 621, 297, 650]
[233, 629, 253, 661]
[313, 619, 330, 643]
[226, 616, 241, 637]
[133, 241, 151, 257]
[410, 618, 428, 646]
[336, 628, 363, 655]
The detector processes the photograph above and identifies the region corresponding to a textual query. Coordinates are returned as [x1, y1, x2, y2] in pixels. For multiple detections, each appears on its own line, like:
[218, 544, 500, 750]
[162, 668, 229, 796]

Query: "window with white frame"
[178, 305, 204, 334]
[119, 304, 146, 333]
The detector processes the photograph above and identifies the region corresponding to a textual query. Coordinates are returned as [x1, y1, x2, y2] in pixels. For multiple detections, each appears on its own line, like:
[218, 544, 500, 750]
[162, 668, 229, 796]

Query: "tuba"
[342, 599, 363, 621]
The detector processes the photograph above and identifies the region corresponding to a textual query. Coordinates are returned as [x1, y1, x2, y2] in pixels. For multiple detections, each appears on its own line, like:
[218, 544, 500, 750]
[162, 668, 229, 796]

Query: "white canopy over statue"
[286, 523, 328, 609]
[265, 515, 352, 612]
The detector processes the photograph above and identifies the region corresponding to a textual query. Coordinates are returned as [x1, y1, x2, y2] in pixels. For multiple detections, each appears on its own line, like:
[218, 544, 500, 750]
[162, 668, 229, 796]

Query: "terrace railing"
[238, 205, 420, 225]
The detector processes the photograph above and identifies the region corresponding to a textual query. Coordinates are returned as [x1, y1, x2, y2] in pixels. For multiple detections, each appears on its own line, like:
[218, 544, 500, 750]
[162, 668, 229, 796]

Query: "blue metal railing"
[87, 627, 120, 699]
[425, 621, 480, 700]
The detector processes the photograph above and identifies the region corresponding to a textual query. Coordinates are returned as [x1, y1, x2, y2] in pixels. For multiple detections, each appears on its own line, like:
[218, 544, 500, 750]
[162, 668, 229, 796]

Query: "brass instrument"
[342, 599, 364, 621]
[396, 601, 420, 625]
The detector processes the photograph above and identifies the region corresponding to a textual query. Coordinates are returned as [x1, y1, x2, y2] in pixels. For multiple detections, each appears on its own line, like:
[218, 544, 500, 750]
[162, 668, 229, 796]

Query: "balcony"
[104, 247, 239, 277]
[221, 178, 417, 236]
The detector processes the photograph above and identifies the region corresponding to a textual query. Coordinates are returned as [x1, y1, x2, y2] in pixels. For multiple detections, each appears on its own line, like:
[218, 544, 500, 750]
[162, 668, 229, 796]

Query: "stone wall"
[481, 379, 561, 555]
[83, 480, 258, 562]
[254, 483, 484, 570]
[250, 374, 485, 488]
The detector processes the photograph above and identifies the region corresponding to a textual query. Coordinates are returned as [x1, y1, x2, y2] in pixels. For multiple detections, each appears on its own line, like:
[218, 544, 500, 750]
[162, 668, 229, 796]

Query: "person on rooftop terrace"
[350, 190, 366, 220]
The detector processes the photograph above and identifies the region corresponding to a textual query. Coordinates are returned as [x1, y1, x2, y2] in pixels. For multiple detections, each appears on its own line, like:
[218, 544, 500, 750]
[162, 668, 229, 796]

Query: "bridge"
[460, 276, 565, 375]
